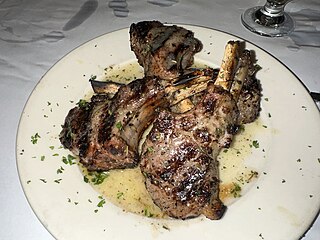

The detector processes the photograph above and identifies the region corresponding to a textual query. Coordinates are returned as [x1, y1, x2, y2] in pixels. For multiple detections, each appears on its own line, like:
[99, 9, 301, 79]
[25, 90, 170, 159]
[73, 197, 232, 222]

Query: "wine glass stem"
[261, 1, 285, 17]
[256, 0, 291, 26]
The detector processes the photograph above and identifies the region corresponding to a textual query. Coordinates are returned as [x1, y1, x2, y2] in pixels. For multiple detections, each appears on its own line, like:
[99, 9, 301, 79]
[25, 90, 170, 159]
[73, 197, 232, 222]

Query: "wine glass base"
[241, 6, 294, 37]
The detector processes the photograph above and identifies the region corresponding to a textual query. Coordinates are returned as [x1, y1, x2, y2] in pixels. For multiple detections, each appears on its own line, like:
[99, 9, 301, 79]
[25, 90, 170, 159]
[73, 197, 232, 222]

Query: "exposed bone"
[167, 80, 211, 106]
[90, 79, 124, 98]
[230, 50, 251, 101]
[214, 41, 240, 91]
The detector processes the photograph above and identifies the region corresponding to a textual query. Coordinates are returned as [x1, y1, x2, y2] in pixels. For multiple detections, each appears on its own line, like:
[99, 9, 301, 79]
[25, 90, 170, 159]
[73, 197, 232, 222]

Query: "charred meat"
[140, 82, 239, 219]
[139, 41, 261, 220]
[130, 21, 203, 80]
[59, 22, 262, 221]
[60, 77, 168, 171]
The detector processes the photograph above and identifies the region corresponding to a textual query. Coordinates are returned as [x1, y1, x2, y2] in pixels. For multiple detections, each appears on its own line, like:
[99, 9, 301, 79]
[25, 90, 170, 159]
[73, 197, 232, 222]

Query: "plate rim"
[16, 23, 320, 240]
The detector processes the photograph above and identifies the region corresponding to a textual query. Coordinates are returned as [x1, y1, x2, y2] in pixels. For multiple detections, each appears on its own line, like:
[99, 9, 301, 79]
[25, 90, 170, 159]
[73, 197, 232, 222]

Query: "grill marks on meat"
[140, 82, 239, 219]
[60, 77, 168, 171]
[60, 22, 262, 221]
[130, 21, 203, 80]
[237, 59, 262, 124]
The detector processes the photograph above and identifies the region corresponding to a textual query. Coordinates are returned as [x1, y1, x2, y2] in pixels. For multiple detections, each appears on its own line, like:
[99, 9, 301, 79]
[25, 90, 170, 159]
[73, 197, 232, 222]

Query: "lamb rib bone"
[139, 41, 244, 220]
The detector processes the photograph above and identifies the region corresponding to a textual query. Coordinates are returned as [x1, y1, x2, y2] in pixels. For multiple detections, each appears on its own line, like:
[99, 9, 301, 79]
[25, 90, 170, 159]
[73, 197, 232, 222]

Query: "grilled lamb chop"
[140, 82, 239, 219]
[59, 69, 218, 172]
[140, 42, 242, 219]
[236, 58, 262, 124]
[59, 21, 262, 221]
[130, 21, 203, 80]
[60, 77, 168, 171]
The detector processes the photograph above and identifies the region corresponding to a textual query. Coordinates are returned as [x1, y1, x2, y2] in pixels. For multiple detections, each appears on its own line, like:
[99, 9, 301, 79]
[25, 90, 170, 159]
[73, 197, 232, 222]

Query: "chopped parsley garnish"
[115, 121, 123, 131]
[252, 140, 260, 148]
[89, 75, 97, 81]
[143, 208, 154, 217]
[231, 182, 241, 198]
[40, 155, 45, 161]
[62, 154, 77, 165]
[77, 99, 90, 110]
[90, 172, 109, 185]
[254, 64, 262, 72]
[117, 192, 124, 199]
[162, 225, 170, 231]
[49, 146, 54, 150]
[54, 179, 62, 184]
[147, 147, 154, 152]
[57, 166, 64, 174]
[39, 178, 47, 183]
[83, 176, 89, 183]
[97, 197, 106, 207]
[31, 133, 41, 144]
[247, 171, 259, 182]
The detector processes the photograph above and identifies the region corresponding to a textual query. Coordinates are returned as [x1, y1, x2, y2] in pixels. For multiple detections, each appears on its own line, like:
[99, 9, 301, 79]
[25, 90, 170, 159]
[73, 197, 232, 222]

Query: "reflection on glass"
[241, 0, 294, 37]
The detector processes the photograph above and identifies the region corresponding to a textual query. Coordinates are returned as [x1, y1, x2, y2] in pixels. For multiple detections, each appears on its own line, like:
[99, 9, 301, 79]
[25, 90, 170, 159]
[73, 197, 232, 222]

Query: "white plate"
[17, 25, 320, 240]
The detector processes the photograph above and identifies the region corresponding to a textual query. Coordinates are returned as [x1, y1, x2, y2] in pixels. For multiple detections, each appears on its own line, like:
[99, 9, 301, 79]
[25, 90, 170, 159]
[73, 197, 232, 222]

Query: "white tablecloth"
[1, 0, 319, 239]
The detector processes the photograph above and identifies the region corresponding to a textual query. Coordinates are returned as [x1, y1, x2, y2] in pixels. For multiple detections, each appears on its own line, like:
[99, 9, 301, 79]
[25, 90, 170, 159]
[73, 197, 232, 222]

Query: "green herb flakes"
[252, 140, 260, 148]
[89, 75, 97, 81]
[90, 172, 109, 185]
[254, 64, 262, 72]
[117, 192, 124, 199]
[54, 179, 62, 184]
[77, 99, 90, 110]
[231, 182, 241, 198]
[62, 154, 77, 165]
[39, 179, 47, 183]
[115, 121, 123, 131]
[57, 166, 64, 174]
[31, 133, 41, 144]
[162, 225, 170, 231]
[40, 155, 45, 161]
[97, 198, 106, 208]
[143, 208, 154, 217]
[83, 176, 89, 183]
[49, 146, 54, 150]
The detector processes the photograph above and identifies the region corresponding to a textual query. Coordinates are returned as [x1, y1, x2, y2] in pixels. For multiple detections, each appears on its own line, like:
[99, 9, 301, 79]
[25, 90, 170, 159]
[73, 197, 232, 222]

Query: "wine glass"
[241, 0, 294, 37]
